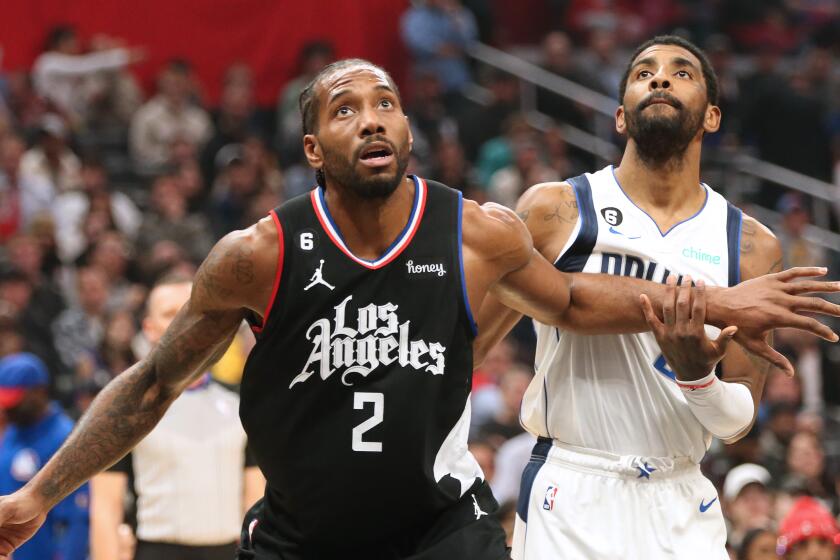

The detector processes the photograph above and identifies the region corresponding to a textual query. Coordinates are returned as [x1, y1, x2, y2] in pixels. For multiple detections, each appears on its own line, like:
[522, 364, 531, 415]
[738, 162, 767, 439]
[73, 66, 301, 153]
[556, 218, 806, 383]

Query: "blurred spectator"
[475, 365, 532, 448]
[401, 0, 477, 104]
[51, 266, 110, 383]
[0, 265, 63, 378]
[210, 144, 266, 236]
[20, 114, 81, 193]
[32, 25, 141, 125]
[85, 231, 145, 313]
[775, 193, 826, 268]
[536, 31, 599, 129]
[723, 463, 774, 549]
[136, 174, 214, 265]
[777, 496, 840, 559]
[202, 64, 262, 186]
[130, 60, 212, 175]
[487, 139, 558, 208]
[783, 431, 834, 504]
[471, 338, 515, 436]
[0, 133, 55, 243]
[491, 431, 536, 505]
[406, 70, 450, 154]
[429, 137, 479, 196]
[0, 353, 89, 560]
[52, 157, 142, 263]
[275, 41, 335, 164]
[759, 402, 800, 480]
[475, 114, 535, 187]
[468, 439, 496, 484]
[90, 275, 263, 560]
[458, 69, 520, 160]
[81, 34, 144, 131]
[577, 28, 627, 98]
[737, 527, 778, 560]
[3, 72, 49, 134]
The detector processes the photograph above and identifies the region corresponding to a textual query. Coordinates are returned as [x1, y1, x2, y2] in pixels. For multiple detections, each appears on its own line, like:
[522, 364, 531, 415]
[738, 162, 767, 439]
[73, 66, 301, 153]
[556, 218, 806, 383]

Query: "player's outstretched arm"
[0, 224, 277, 558]
[488, 182, 840, 374]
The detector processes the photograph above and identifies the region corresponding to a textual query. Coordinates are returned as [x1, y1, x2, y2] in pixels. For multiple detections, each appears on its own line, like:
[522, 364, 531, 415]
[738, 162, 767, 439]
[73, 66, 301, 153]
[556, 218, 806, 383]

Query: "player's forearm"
[25, 359, 177, 511]
[559, 273, 732, 334]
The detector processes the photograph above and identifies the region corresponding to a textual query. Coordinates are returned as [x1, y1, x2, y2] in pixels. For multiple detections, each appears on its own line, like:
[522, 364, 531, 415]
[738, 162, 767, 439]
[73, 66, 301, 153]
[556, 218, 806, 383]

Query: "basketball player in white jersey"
[477, 35, 816, 559]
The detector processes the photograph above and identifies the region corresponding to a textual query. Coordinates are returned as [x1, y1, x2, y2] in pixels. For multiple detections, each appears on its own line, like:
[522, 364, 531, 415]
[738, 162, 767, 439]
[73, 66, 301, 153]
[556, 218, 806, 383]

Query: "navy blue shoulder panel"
[555, 174, 598, 272]
[726, 202, 743, 286]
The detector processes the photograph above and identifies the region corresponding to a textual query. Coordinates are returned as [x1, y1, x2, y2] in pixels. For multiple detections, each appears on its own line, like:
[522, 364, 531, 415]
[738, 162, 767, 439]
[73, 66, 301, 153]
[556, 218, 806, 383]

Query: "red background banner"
[0, 0, 409, 106]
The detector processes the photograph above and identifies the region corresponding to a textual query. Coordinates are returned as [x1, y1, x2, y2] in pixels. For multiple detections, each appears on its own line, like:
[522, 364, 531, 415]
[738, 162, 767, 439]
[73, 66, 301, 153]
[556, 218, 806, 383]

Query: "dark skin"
[0, 62, 838, 557]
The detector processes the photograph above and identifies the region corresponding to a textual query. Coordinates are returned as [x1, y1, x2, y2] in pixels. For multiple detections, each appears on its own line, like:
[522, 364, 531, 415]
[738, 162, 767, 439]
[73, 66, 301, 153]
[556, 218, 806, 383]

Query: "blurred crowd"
[0, 0, 839, 558]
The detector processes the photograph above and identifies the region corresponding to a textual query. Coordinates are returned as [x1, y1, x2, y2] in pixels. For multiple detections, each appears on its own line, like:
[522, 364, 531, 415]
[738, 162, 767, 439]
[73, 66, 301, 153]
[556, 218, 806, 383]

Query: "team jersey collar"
[310, 175, 428, 269]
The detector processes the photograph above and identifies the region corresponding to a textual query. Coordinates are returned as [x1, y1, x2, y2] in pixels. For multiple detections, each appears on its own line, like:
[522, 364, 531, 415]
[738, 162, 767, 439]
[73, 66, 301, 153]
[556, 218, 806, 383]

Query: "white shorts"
[512, 438, 727, 560]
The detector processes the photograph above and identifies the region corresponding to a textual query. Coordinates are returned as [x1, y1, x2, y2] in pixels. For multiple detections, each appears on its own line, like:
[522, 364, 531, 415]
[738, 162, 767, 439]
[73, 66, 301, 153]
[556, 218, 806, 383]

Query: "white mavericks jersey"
[522, 165, 743, 463]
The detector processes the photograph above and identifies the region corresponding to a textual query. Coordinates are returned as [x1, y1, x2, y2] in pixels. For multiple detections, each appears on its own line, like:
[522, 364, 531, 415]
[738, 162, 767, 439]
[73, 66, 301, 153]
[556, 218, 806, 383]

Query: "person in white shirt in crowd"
[90, 273, 264, 560]
[0, 134, 54, 243]
[130, 60, 212, 175]
[723, 463, 774, 550]
[20, 114, 81, 193]
[32, 25, 143, 124]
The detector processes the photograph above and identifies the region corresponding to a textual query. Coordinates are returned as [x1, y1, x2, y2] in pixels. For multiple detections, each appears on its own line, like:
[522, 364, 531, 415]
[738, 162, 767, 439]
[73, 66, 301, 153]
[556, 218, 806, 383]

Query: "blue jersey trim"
[316, 175, 422, 264]
[610, 166, 710, 237]
[517, 437, 551, 523]
[457, 193, 478, 337]
[726, 203, 743, 286]
[555, 174, 597, 272]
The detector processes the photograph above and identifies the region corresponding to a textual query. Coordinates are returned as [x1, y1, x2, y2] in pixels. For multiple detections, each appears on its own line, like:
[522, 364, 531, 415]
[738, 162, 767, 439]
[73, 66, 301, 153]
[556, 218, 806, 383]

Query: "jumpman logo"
[304, 259, 335, 291]
[472, 494, 488, 520]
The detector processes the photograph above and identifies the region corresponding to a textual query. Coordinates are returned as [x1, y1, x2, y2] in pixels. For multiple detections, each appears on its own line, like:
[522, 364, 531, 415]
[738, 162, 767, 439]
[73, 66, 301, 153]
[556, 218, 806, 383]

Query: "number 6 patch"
[600, 207, 623, 226]
[297, 230, 318, 252]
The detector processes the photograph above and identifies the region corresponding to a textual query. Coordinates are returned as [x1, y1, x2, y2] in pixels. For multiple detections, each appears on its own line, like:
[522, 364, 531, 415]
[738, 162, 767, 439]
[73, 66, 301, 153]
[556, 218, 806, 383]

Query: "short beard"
[624, 94, 704, 168]
[321, 138, 410, 200]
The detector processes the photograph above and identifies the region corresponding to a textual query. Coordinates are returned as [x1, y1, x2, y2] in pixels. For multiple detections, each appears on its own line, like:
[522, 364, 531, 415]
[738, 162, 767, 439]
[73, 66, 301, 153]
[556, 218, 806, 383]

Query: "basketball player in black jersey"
[0, 59, 838, 560]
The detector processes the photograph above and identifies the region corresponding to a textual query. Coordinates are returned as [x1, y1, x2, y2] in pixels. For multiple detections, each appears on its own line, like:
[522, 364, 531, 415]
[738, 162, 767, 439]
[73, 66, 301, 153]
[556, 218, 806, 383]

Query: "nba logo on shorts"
[543, 485, 558, 511]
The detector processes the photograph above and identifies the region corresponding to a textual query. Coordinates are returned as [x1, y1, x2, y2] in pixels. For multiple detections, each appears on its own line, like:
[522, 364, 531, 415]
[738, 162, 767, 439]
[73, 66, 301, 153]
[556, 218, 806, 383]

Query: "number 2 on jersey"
[352, 392, 384, 452]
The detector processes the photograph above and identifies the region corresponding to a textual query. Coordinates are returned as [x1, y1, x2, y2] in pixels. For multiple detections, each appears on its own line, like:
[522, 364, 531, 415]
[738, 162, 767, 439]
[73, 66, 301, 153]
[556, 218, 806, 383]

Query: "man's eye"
[677, 70, 691, 78]
[638, 70, 651, 78]
[336, 106, 353, 116]
[380, 99, 393, 108]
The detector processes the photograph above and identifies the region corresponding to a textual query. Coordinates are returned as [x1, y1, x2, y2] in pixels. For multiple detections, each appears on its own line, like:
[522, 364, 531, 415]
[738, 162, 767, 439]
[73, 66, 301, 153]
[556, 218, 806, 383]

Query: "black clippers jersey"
[240, 176, 480, 548]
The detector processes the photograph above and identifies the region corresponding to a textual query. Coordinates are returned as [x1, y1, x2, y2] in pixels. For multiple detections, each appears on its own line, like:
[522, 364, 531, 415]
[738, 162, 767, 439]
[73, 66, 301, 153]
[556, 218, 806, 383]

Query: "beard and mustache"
[319, 135, 410, 200]
[624, 92, 706, 167]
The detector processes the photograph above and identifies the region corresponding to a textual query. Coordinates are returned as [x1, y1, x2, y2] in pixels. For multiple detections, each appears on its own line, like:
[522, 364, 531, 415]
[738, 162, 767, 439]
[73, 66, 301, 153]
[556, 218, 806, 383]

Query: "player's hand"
[0, 490, 48, 558]
[641, 276, 737, 382]
[707, 267, 840, 375]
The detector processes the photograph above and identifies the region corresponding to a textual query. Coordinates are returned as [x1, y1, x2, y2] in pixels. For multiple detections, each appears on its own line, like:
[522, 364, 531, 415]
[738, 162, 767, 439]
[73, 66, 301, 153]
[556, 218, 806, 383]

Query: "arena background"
[0, 0, 839, 558]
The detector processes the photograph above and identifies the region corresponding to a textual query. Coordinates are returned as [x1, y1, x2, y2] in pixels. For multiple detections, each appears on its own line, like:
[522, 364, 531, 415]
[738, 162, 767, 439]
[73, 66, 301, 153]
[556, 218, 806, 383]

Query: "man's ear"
[303, 134, 323, 170]
[704, 105, 721, 134]
[615, 105, 626, 135]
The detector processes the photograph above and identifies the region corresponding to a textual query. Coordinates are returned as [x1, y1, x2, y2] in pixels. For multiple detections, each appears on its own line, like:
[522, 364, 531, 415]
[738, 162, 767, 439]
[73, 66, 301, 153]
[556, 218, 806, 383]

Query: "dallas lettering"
[290, 295, 446, 388]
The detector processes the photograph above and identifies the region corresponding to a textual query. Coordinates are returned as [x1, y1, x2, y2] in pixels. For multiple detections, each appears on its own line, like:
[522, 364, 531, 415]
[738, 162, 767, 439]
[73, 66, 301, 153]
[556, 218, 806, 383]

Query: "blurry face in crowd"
[743, 530, 777, 560]
[151, 176, 187, 220]
[159, 69, 191, 104]
[617, 44, 718, 166]
[543, 32, 572, 70]
[4, 388, 49, 426]
[77, 267, 109, 316]
[0, 279, 31, 312]
[81, 165, 108, 194]
[0, 137, 24, 177]
[105, 310, 136, 349]
[143, 282, 192, 345]
[787, 432, 824, 480]
[788, 538, 835, 560]
[8, 236, 43, 280]
[91, 232, 128, 279]
[764, 371, 802, 406]
[500, 368, 531, 415]
[730, 483, 773, 529]
[468, 441, 495, 483]
[305, 64, 412, 199]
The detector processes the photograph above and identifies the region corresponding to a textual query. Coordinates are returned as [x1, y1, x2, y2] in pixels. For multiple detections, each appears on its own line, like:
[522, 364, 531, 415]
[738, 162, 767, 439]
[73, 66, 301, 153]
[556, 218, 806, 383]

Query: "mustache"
[637, 92, 683, 111]
[353, 136, 399, 160]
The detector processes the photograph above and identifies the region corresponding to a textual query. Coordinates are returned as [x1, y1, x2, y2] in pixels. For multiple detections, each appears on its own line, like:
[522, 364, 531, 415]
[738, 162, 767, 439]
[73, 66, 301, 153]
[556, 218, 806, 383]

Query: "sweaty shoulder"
[515, 181, 580, 257]
[461, 198, 533, 274]
[192, 215, 281, 316]
[739, 213, 782, 280]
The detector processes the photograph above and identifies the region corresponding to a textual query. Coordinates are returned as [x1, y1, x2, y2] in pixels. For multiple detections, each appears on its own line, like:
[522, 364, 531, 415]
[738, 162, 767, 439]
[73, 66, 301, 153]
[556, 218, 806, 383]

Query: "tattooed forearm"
[767, 257, 783, 274]
[34, 359, 171, 506]
[30, 302, 243, 508]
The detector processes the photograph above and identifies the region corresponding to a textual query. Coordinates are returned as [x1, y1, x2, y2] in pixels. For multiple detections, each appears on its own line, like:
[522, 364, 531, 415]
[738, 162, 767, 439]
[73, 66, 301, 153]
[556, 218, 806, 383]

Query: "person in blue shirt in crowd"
[0, 353, 88, 560]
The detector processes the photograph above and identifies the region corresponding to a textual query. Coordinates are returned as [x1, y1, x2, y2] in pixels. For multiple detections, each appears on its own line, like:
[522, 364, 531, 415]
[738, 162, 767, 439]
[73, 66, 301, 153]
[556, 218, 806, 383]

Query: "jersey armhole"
[725, 203, 743, 287]
[457, 193, 478, 337]
[553, 175, 597, 272]
[251, 210, 285, 334]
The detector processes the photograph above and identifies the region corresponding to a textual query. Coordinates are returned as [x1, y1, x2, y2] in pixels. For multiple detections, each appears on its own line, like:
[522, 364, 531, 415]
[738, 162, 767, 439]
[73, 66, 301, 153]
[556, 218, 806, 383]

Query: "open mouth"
[359, 142, 395, 168]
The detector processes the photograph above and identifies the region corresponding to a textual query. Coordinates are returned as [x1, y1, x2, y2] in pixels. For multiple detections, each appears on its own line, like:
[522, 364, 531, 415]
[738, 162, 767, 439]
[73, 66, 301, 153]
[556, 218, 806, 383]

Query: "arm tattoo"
[33, 244, 250, 507]
[767, 257, 783, 274]
[740, 219, 756, 254]
[543, 200, 579, 224]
